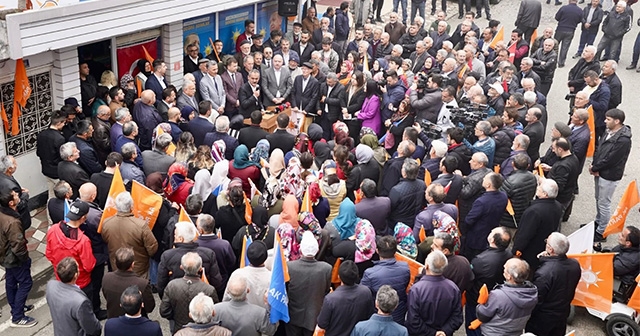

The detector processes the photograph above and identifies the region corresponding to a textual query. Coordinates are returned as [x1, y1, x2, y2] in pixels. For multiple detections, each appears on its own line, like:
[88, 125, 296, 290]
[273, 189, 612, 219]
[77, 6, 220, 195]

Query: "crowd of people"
[0, 0, 639, 335]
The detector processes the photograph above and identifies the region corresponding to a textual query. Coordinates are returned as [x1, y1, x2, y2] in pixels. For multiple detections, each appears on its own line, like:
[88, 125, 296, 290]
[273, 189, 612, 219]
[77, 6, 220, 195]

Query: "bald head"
[168, 107, 180, 121]
[141, 90, 155, 105]
[79, 182, 97, 202]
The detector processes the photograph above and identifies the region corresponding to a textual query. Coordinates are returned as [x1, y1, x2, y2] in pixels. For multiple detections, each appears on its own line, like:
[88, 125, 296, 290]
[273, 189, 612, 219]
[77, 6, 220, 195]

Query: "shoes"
[572, 54, 581, 59]
[594, 232, 606, 242]
[636, 67, 640, 73]
[486, 15, 491, 20]
[94, 309, 108, 321]
[458, 14, 463, 19]
[430, 10, 436, 15]
[555, 1, 563, 5]
[476, 13, 481, 18]
[11, 316, 37, 328]
[376, 17, 383, 23]
[626, 64, 637, 70]
[23, 304, 34, 314]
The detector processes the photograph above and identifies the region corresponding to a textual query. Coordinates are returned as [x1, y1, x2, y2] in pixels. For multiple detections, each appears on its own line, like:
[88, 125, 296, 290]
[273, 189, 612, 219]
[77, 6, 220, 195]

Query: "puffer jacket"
[492, 127, 515, 166]
[476, 282, 538, 336]
[458, 167, 492, 225]
[388, 178, 426, 228]
[468, 248, 512, 303]
[591, 125, 632, 182]
[361, 259, 411, 325]
[320, 179, 347, 221]
[157, 242, 224, 298]
[531, 48, 557, 83]
[0, 207, 29, 269]
[499, 169, 537, 228]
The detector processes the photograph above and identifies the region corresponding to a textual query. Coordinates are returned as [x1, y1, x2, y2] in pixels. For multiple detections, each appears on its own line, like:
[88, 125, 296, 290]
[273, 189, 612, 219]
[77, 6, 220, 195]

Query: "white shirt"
[325, 85, 334, 113]
[154, 73, 166, 89]
[302, 76, 309, 92]
[274, 69, 282, 97]
[189, 55, 198, 65]
[228, 71, 237, 86]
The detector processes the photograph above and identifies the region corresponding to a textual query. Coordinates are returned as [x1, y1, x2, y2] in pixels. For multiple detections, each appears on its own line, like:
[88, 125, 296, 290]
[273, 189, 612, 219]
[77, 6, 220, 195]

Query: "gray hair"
[605, 60, 618, 71]
[115, 191, 134, 212]
[505, 258, 530, 284]
[0, 155, 15, 173]
[121, 142, 138, 161]
[326, 72, 338, 81]
[442, 41, 453, 49]
[416, 41, 425, 48]
[431, 140, 448, 158]
[189, 293, 215, 324]
[182, 81, 196, 91]
[376, 285, 399, 314]
[540, 178, 559, 198]
[122, 121, 138, 136]
[320, 17, 330, 24]
[584, 45, 596, 54]
[437, 49, 448, 58]
[476, 120, 491, 136]
[521, 57, 533, 66]
[243, 55, 254, 65]
[197, 214, 215, 234]
[181, 252, 203, 277]
[472, 152, 489, 167]
[466, 37, 478, 46]
[155, 133, 172, 151]
[392, 44, 403, 53]
[54, 180, 71, 199]
[547, 232, 570, 255]
[402, 158, 420, 180]
[423, 36, 433, 45]
[115, 107, 130, 122]
[249, 69, 261, 77]
[359, 40, 370, 49]
[521, 77, 536, 88]
[215, 115, 230, 132]
[227, 275, 248, 301]
[523, 91, 537, 105]
[426, 250, 448, 275]
[60, 142, 77, 161]
[175, 221, 197, 243]
[514, 134, 530, 150]
[574, 108, 589, 121]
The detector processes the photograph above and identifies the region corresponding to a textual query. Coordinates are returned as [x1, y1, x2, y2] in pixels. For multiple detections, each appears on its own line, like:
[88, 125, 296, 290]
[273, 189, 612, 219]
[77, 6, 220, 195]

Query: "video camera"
[416, 73, 429, 90]
[417, 119, 443, 140]
[448, 103, 489, 139]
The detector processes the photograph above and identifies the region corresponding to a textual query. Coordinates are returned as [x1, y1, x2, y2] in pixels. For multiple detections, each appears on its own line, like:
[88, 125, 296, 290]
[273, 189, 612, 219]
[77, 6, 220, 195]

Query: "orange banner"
[529, 29, 538, 46]
[0, 104, 8, 133]
[12, 58, 32, 136]
[424, 169, 432, 187]
[627, 274, 640, 311]
[419, 226, 427, 243]
[568, 253, 615, 313]
[489, 26, 504, 49]
[603, 180, 639, 237]
[179, 205, 193, 224]
[395, 252, 424, 292]
[155, 126, 176, 156]
[131, 180, 163, 230]
[98, 167, 126, 233]
[586, 106, 596, 157]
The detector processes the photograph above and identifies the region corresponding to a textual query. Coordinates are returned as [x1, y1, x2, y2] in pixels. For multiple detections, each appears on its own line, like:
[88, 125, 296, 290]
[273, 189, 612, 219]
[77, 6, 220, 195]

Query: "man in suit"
[568, 108, 591, 173]
[292, 30, 315, 65]
[114, 121, 144, 169]
[110, 107, 131, 151]
[57, 142, 90, 200]
[235, 19, 256, 53]
[200, 60, 226, 117]
[141, 133, 176, 177]
[156, 87, 176, 122]
[188, 101, 216, 147]
[220, 58, 246, 130]
[176, 81, 199, 112]
[104, 285, 162, 336]
[203, 116, 239, 159]
[184, 43, 202, 74]
[312, 17, 335, 50]
[238, 111, 269, 150]
[102, 248, 156, 318]
[316, 72, 346, 140]
[262, 54, 293, 107]
[46, 258, 102, 336]
[523, 108, 545, 164]
[238, 69, 263, 119]
[266, 113, 296, 154]
[410, 41, 430, 74]
[132, 90, 163, 151]
[291, 62, 320, 119]
[144, 59, 168, 102]
[70, 120, 103, 176]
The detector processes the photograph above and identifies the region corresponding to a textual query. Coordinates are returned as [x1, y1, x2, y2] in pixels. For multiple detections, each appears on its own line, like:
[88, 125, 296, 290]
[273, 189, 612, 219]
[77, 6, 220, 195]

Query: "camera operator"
[436, 86, 458, 136]
[409, 73, 443, 123]
[463, 120, 496, 167]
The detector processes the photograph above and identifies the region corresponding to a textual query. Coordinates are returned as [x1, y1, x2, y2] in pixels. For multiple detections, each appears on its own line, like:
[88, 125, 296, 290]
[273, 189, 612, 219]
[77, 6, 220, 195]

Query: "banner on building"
[257, 0, 286, 38]
[218, 5, 255, 54]
[183, 14, 217, 57]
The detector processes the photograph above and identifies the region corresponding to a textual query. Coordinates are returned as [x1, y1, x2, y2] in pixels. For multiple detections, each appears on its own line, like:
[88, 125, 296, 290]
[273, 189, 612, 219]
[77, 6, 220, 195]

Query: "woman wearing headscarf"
[383, 97, 415, 154]
[276, 223, 300, 261]
[296, 212, 323, 258]
[338, 60, 354, 86]
[357, 80, 382, 136]
[120, 74, 137, 111]
[192, 169, 217, 216]
[232, 205, 274, 254]
[187, 145, 215, 179]
[312, 141, 332, 171]
[145, 172, 178, 289]
[401, 59, 414, 88]
[250, 139, 270, 167]
[211, 140, 227, 164]
[354, 219, 377, 276]
[227, 145, 261, 197]
[319, 161, 347, 221]
[328, 199, 377, 276]
[255, 149, 285, 216]
[135, 60, 152, 97]
[215, 184, 250, 242]
[308, 182, 330, 228]
[163, 162, 194, 206]
[269, 195, 299, 229]
[284, 133, 312, 166]
[371, 58, 388, 81]
[175, 132, 197, 163]
[394, 223, 418, 259]
[346, 144, 380, 201]
[280, 157, 305, 199]
[360, 133, 387, 169]
[325, 198, 359, 246]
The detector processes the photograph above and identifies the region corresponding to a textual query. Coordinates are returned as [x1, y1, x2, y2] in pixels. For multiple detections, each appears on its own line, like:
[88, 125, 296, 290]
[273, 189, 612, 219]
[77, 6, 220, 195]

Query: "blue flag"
[244, 236, 253, 267]
[268, 235, 290, 323]
[63, 200, 70, 222]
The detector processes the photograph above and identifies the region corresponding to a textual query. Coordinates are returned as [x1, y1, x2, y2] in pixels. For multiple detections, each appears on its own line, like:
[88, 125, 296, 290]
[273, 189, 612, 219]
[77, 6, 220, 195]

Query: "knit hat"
[299, 231, 319, 257]
[247, 240, 268, 266]
[554, 122, 572, 138]
[289, 53, 300, 64]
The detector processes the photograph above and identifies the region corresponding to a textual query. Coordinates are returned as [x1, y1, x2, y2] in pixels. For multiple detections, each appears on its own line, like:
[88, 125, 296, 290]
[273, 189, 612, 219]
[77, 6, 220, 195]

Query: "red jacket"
[166, 181, 194, 207]
[227, 161, 260, 197]
[45, 222, 96, 288]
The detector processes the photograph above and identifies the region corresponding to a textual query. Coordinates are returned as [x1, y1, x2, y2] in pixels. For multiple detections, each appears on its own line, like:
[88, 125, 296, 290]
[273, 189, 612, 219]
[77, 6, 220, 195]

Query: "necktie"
[267, 60, 270, 67]
[502, 80, 508, 93]
[214, 78, 219, 93]
[232, 73, 236, 87]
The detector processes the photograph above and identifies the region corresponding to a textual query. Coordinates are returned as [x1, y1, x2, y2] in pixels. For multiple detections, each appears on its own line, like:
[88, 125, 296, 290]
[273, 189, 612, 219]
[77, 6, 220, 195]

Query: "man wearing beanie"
[317, 260, 375, 336]
[222, 241, 271, 309]
[286, 231, 332, 336]
[538, 121, 573, 167]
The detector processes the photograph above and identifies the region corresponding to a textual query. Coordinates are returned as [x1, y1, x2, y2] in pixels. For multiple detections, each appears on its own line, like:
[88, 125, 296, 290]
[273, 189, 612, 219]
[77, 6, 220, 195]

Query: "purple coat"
[358, 95, 381, 135]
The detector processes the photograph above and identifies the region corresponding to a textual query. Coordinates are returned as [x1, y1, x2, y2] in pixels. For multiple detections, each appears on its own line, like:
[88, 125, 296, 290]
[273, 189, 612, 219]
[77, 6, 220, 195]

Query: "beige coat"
[101, 212, 158, 278]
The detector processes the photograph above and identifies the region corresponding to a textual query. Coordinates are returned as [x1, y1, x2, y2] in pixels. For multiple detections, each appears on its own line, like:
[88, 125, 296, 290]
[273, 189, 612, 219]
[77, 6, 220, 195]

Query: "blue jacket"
[144, 74, 168, 101]
[361, 259, 411, 325]
[167, 121, 183, 143]
[114, 136, 144, 169]
[70, 135, 103, 175]
[406, 275, 463, 336]
[104, 315, 162, 336]
[335, 10, 350, 41]
[463, 190, 508, 251]
[188, 116, 215, 147]
[351, 314, 409, 336]
[110, 122, 123, 151]
[589, 81, 611, 128]
[381, 82, 406, 121]
[464, 137, 496, 168]
[132, 101, 162, 151]
[555, 3, 583, 33]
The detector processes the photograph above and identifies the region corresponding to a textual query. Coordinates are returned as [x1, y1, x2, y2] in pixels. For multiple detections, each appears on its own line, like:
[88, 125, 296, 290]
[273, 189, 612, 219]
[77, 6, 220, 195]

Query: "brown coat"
[385, 22, 407, 45]
[101, 212, 158, 278]
[102, 270, 156, 318]
[174, 323, 232, 336]
[302, 17, 320, 34]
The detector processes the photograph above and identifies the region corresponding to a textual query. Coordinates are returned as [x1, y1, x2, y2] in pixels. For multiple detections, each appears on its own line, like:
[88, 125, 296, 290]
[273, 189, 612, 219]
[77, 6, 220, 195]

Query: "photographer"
[410, 73, 443, 123]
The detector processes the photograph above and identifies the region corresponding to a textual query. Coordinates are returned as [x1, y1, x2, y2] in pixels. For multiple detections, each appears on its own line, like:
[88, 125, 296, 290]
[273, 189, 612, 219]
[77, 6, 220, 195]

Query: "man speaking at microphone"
[239, 69, 264, 120]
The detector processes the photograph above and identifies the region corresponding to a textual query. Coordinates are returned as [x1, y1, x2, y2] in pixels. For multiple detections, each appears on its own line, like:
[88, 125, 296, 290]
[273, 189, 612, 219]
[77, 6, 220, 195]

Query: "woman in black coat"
[214, 185, 250, 243]
[342, 71, 366, 141]
[346, 144, 381, 200]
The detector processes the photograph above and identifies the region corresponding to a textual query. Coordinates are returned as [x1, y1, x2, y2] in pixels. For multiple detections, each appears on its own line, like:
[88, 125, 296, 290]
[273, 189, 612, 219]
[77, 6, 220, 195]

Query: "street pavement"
[2, 0, 640, 335]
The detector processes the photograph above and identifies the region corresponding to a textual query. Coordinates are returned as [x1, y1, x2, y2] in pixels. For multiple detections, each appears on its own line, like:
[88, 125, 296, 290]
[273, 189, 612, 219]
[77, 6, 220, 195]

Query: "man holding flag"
[597, 226, 640, 290]
[589, 109, 632, 242]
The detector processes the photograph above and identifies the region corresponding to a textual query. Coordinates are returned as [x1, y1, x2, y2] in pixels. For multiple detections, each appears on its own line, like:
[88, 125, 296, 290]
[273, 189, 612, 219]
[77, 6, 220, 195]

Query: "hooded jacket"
[476, 282, 538, 336]
[45, 222, 96, 288]
[591, 125, 632, 181]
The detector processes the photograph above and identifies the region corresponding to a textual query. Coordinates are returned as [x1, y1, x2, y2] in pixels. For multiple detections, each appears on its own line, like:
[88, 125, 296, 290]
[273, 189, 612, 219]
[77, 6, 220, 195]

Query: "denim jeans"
[465, 300, 482, 336]
[596, 34, 623, 62]
[5, 258, 32, 321]
[149, 258, 159, 285]
[577, 29, 598, 54]
[393, 0, 408, 24]
[554, 30, 575, 66]
[594, 176, 619, 234]
[631, 32, 640, 66]
[410, 1, 425, 25]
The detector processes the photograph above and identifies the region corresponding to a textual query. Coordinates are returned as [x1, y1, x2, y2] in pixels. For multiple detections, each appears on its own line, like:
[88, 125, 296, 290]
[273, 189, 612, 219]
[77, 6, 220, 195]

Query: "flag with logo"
[507, 41, 517, 64]
[131, 180, 163, 229]
[98, 167, 126, 233]
[603, 180, 639, 237]
[395, 252, 425, 291]
[239, 235, 253, 268]
[587, 106, 596, 157]
[568, 253, 615, 313]
[268, 233, 290, 323]
[627, 274, 640, 311]
[12, 58, 32, 135]
[489, 26, 504, 49]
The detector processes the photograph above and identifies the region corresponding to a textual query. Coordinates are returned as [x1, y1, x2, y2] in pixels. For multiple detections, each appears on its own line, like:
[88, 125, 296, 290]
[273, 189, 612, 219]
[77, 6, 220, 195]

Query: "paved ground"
[1, 0, 640, 334]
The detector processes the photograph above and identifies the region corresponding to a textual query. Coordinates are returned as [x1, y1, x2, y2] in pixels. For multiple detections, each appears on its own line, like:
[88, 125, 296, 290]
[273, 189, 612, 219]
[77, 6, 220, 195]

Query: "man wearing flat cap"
[290, 62, 319, 120]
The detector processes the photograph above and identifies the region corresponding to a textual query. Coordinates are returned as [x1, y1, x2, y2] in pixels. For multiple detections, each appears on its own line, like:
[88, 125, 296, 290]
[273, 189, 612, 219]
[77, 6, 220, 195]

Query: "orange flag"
[179, 205, 193, 224]
[12, 58, 31, 136]
[586, 106, 596, 157]
[506, 199, 517, 227]
[565, 331, 576, 336]
[418, 226, 427, 243]
[141, 45, 155, 64]
[489, 26, 504, 49]
[301, 185, 312, 212]
[395, 252, 425, 292]
[155, 126, 176, 156]
[201, 267, 209, 284]
[493, 165, 500, 173]
[98, 167, 126, 233]
[627, 274, 640, 311]
[131, 180, 163, 230]
[536, 164, 544, 177]
[354, 189, 363, 204]
[568, 253, 615, 313]
[477, 284, 489, 304]
[331, 258, 342, 287]
[603, 180, 639, 237]
[244, 192, 252, 224]
[0, 104, 8, 133]
[240, 235, 249, 268]
[424, 170, 432, 187]
[529, 29, 538, 46]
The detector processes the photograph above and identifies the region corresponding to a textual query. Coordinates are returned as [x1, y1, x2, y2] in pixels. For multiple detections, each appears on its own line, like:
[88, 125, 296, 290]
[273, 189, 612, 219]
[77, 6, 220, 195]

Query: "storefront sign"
[218, 5, 255, 55]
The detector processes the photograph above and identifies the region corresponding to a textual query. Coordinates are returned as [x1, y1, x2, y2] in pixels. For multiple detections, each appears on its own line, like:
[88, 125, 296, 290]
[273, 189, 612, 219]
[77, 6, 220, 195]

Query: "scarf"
[355, 144, 374, 164]
[210, 160, 230, 197]
[164, 162, 189, 195]
[280, 157, 305, 199]
[277, 223, 300, 261]
[137, 59, 151, 77]
[264, 148, 285, 179]
[120, 74, 134, 90]
[250, 139, 270, 166]
[360, 134, 379, 149]
[152, 123, 172, 149]
[355, 220, 376, 263]
[249, 206, 269, 240]
[394, 223, 418, 259]
[232, 145, 260, 170]
[332, 198, 359, 240]
[193, 169, 213, 201]
[296, 211, 322, 243]
[433, 210, 460, 253]
[279, 195, 300, 228]
[390, 100, 411, 122]
[211, 140, 226, 164]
